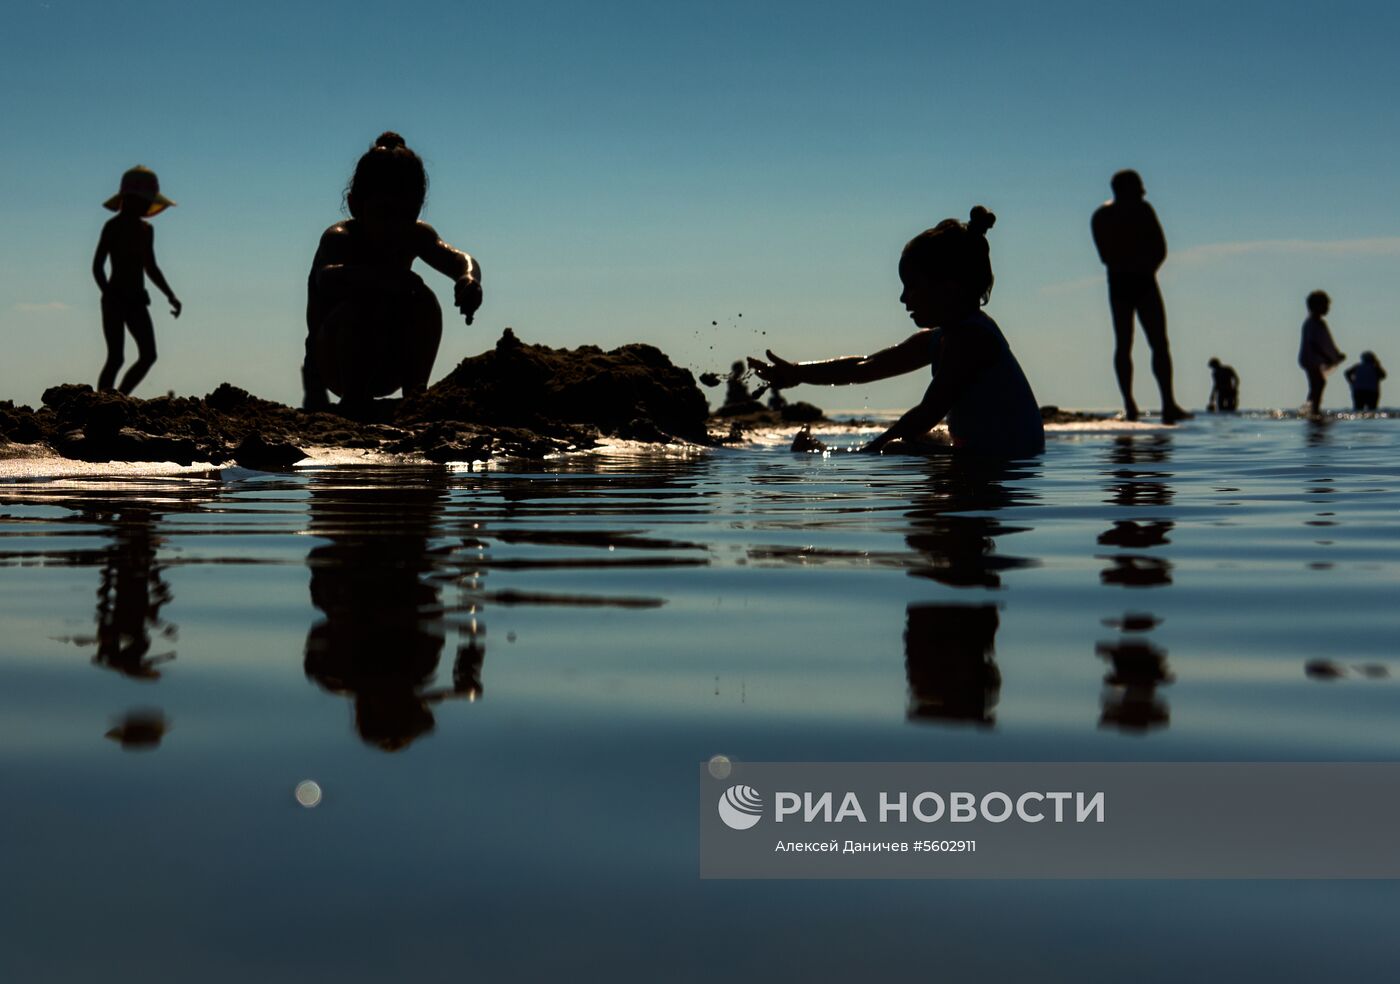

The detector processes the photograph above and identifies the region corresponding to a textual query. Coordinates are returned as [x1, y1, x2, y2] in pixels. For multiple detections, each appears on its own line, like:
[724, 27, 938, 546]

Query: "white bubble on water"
[295, 780, 323, 808]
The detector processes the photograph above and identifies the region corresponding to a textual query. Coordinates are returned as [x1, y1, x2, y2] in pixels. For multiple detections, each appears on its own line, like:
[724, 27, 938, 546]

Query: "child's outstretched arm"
[749, 331, 934, 388]
[143, 225, 182, 318]
[861, 326, 993, 453]
[417, 222, 482, 325]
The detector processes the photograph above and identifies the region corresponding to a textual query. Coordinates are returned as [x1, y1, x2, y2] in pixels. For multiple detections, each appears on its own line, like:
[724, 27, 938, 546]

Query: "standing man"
[1092, 170, 1190, 423]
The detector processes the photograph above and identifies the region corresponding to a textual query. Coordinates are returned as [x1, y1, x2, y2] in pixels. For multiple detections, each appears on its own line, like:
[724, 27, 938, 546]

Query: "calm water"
[2, 414, 1398, 981]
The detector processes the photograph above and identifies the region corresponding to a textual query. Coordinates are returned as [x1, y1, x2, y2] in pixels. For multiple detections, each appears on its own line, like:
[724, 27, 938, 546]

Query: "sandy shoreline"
[0, 417, 1169, 481]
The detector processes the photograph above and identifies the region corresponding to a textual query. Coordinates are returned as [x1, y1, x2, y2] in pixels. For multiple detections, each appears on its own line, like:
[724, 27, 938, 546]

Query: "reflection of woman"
[904, 604, 1001, 726]
[303, 472, 481, 751]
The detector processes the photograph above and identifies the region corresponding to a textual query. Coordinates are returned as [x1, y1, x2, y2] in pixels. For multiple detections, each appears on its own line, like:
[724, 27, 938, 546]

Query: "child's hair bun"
[375, 131, 407, 150]
[968, 206, 996, 235]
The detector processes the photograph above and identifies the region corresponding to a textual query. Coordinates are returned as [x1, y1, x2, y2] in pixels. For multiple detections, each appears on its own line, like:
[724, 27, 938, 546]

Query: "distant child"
[91, 166, 182, 395]
[1206, 357, 1239, 412]
[1344, 352, 1386, 411]
[724, 360, 754, 407]
[1298, 290, 1345, 414]
[749, 207, 1044, 458]
[304, 131, 482, 411]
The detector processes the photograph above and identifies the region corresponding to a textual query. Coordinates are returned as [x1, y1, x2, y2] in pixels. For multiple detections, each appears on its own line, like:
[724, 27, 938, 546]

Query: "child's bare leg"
[317, 299, 404, 404]
[401, 280, 443, 397]
[98, 296, 126, 392]
[117, 309, 157, 396]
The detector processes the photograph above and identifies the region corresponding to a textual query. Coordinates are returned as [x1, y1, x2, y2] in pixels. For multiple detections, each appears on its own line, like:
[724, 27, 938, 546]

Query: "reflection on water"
[4, 417, 1400, 978]
[904, 604, 1001, 726]
[1096, 434, 1177, 732]
[92, 505, 176, 681]
[104, 708, 171, 750]
[902, 459, 1039, 589]
[304, 470, 483, 751]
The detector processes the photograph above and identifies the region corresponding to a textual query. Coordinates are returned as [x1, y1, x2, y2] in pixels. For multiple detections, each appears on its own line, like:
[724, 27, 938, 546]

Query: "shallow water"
[2, 414, 1398, 981]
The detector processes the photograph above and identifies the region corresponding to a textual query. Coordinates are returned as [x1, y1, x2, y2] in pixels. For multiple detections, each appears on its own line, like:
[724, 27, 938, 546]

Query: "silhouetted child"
[91, 166, 182, 395]
[1298, 290, 1345, 414]
[724, 360, 754, 406]
[304, 132, 482, 411]
[1091, 170, 1190, 423]
[749, 207, 1044, 458]
[1344, 352, 1386, 411]
[1206, 357, 1239, 412]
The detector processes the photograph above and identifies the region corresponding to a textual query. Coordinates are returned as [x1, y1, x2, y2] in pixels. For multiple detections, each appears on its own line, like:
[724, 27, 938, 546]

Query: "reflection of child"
[1298, 290, 1344, 413]
[749, 207, 1043, 458]
[91, 166, 182, 395]
[1344, 352, 1386, 411]
[304, 132, 482, 410]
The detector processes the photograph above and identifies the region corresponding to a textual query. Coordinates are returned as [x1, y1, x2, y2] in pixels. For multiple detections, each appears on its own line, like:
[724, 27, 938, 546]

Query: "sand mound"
[0, 329, 714, 467]
[402, 329, 711, 444]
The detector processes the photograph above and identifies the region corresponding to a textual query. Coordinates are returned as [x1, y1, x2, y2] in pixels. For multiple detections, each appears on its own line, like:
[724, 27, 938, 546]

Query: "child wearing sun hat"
[92, 165, 182, 395]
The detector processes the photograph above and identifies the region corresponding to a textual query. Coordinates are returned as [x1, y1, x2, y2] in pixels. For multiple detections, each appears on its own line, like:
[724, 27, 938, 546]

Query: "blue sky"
[2, 0, 1398, 412]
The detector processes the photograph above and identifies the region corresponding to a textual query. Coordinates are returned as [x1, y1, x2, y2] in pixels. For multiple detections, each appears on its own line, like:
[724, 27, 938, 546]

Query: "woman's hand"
[747, 349, 801, 389]
[454, 276, 483, 324]
[169, 296, 182, 319]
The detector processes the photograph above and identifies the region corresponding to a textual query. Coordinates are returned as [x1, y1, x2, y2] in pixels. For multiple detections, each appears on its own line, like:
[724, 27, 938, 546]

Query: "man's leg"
[1138, 277, 1190, 423]
[1108, 273, 1139, 420]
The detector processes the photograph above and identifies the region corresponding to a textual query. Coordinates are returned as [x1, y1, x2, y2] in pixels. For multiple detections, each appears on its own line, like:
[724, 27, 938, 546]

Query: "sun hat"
[103, 165, 176, 216]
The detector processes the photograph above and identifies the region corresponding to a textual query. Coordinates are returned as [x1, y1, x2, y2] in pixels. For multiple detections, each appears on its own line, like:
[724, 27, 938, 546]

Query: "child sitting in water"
[1344, 352, 1386, 412]
[749, 207, 1044, 459]
[92, 166, 182, 395]
[304, 132, 482, 411]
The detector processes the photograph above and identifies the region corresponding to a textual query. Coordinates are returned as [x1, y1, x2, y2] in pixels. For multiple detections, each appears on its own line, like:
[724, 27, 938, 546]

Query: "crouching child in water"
[304, 132, 482, 411]
[1344, 352, 1386, 412]
[749, 207, 1044, 459]
[92, 166, 182, 395]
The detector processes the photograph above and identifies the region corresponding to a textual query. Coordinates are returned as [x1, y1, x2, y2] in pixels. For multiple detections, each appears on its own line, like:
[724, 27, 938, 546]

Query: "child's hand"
[749, 350, 801, 389]
[454, 276, 482, 325]
[170, 297, 182, 319]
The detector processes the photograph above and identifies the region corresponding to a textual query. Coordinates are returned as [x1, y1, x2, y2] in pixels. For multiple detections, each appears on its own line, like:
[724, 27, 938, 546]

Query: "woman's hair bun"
[375, 131, 407, 150]
[968, 205, 996, 235]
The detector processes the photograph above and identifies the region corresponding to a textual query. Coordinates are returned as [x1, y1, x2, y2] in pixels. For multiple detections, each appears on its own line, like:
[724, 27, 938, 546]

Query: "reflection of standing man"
[1092, 170, 1190, 424]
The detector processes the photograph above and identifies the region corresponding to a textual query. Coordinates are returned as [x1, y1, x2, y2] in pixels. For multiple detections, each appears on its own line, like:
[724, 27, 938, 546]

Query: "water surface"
[2, 414, 1398, 980]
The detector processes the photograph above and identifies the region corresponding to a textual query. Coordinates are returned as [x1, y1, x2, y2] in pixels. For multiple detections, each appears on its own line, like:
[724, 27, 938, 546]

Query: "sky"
[2, 0, 1399, 413]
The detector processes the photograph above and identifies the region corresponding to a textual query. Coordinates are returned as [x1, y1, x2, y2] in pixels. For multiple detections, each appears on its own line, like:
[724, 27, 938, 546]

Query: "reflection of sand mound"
[0, 329, 714, 466]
